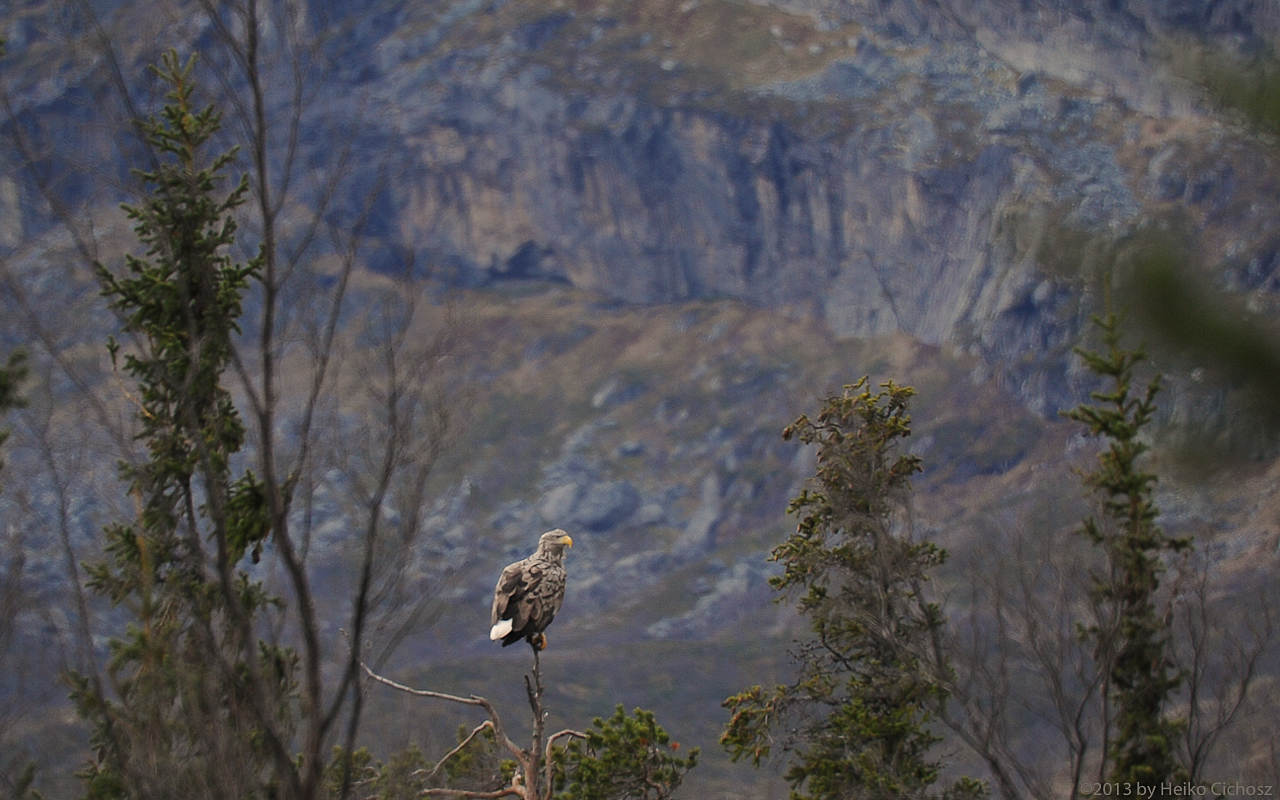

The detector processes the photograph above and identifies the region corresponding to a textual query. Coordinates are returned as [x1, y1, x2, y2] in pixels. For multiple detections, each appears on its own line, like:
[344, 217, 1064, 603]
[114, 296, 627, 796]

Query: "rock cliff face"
[332, 0, 1279, 412]
[4, 0, 1279, 413]
[394, 98, 1087, 408]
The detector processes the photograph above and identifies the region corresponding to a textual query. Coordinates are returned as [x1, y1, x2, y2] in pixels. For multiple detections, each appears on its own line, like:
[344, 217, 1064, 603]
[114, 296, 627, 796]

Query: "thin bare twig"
[544, 729, 588, 795]
[423, 721, 497, 784]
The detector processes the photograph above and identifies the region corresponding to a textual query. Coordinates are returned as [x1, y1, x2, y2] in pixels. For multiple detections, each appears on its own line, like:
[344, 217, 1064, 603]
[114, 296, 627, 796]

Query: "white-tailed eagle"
[489, 529, 573, 649]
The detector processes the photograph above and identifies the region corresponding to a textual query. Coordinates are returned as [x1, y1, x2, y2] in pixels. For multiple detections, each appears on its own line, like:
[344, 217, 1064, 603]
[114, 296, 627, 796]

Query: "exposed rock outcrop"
[4, 0, 1279, 415]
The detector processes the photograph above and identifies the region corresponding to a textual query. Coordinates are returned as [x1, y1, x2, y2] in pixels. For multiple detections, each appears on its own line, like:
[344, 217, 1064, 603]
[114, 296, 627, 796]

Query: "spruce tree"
[1064, 312, 1189, 789]
[722, 378, 983, 800]
[67, 50, 289, 800]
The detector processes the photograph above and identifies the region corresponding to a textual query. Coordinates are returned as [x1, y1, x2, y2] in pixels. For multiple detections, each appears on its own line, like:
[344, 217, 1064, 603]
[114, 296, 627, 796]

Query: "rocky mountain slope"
[334, 0, 1280, 413]
[5, 0, 1280, 414]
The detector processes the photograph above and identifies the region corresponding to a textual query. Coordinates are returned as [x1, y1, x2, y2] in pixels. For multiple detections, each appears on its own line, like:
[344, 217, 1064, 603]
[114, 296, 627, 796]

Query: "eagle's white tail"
[489, 619, 513, 641]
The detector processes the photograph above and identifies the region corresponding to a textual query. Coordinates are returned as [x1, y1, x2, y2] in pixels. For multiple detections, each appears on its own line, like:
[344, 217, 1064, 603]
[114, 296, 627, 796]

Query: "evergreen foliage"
[66, 50, 292, 800]
[0, 349, 26, 474]
[1, 34, 38, 800]
[1064, 312, 1190, 789]
[439, 724, 511, 794]
[552, 705, 698, 800]
[721, 378, 983, 800]
[0, 36, 26, 475]
[370, 746, 431, 800]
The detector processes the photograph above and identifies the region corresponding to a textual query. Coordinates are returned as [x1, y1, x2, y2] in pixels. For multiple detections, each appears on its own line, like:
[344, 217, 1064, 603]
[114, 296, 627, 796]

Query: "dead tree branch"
[359, 641, 585, 800]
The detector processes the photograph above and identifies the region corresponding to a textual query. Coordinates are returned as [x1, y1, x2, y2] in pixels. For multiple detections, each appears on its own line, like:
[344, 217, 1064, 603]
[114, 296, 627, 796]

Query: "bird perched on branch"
[489, 529, 573, 649]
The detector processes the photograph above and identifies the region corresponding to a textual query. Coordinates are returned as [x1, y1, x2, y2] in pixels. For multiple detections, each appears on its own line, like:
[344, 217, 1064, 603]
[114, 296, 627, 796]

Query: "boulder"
[574, 480, 641, 532]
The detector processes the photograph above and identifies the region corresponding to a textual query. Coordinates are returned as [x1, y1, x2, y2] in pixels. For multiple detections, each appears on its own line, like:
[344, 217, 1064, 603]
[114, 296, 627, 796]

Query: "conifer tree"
[722, 378, 983, 800]
[1064, 311, 1189, 789]
[0, 349, 25, 473]
[66, 50, 292, 800]
[0, 340, 29, 800]
[0, 35, 26, 474]
[552, 705, 698, 800]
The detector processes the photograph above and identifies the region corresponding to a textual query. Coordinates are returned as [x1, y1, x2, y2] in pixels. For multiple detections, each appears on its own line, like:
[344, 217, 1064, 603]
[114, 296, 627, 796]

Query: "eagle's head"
[537, 528, 574, 557]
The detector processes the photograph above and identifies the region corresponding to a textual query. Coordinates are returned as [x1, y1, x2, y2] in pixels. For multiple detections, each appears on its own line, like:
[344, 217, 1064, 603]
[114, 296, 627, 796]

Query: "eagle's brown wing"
[491, 559, 531, 636]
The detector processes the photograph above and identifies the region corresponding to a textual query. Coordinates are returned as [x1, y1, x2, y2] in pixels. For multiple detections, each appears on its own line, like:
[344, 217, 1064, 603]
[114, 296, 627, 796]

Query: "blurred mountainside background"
[2, 0, 1280, 797]
[5, 0, 1280, 411]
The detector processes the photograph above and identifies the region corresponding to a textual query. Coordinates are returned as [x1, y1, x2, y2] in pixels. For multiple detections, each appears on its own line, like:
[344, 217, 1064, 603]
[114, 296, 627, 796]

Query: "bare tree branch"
[358, 640, 589, 800]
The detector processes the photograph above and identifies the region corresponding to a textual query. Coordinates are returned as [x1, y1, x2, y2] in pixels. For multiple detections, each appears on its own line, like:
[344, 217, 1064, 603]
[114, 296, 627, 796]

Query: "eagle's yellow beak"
[560, 533, 574, 547]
